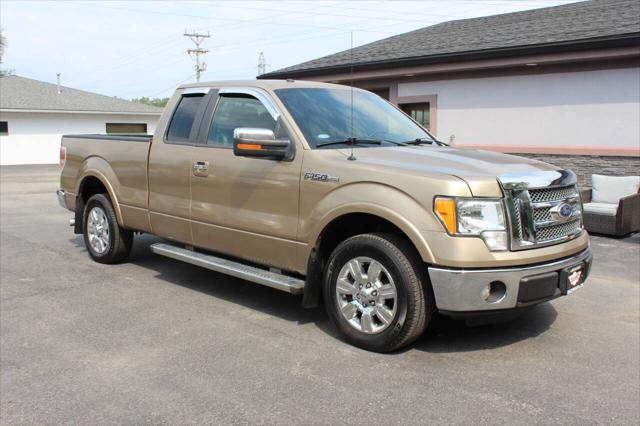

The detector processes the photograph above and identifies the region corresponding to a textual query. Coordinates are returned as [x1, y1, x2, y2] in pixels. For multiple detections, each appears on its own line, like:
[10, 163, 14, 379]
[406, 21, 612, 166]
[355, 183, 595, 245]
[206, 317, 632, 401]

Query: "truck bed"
[60, 133, 152, 220]
[63, 134, 153, 143]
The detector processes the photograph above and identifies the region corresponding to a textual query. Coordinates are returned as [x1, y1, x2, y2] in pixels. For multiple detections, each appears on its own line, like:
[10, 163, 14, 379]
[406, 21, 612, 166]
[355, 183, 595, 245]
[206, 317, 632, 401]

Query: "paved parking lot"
[1, 165, 639, 425]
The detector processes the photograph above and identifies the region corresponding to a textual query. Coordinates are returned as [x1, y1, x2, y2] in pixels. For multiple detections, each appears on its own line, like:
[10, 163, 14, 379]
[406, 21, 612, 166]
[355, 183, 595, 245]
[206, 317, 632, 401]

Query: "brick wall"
[514, 154, 640, 188]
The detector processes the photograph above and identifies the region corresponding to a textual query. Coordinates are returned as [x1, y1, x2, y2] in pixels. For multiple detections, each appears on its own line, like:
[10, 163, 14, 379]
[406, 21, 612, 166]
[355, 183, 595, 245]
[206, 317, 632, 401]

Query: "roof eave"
[258, 33, 640, 79]
[0, 108, 162, 115]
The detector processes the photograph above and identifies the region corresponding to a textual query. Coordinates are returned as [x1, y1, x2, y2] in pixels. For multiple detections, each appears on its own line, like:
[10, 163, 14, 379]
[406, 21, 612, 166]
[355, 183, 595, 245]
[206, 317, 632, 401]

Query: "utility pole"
[184, 30, 210, 83]
[257, 52, 266, 76]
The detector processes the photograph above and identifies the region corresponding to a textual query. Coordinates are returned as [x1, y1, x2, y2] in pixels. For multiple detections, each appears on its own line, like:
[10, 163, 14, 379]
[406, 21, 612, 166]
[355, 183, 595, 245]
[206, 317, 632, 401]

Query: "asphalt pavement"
[1, 165, 639, 425]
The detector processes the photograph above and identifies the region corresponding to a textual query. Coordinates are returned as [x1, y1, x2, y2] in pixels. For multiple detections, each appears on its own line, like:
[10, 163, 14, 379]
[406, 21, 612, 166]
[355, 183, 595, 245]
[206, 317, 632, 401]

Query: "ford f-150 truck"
[57, 80, 592, 352]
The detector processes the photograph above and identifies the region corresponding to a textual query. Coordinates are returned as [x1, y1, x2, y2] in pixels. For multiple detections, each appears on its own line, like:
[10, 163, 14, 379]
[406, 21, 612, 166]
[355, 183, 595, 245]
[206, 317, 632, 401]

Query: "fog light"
[481, 230, 509, 251]
[483, 281, 507, 303]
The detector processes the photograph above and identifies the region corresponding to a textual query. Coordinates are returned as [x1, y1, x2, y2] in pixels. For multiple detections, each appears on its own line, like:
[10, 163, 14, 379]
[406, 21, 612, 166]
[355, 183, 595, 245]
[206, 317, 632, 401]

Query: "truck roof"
[179, 79, 354, 91]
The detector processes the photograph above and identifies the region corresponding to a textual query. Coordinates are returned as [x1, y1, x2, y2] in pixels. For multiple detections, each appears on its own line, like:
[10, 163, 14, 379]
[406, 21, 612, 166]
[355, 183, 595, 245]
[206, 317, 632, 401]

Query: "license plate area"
[560, 262, 586, 295]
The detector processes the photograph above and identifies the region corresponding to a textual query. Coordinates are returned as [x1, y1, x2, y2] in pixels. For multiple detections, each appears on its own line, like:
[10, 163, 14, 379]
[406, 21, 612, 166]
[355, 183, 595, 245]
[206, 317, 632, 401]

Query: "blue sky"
[1, 0, 577, 99]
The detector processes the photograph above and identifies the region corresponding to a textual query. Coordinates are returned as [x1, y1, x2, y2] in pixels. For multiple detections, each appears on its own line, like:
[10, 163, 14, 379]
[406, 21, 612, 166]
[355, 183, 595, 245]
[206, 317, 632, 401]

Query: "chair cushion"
[591, 174, 640, 204]
[583, 202, 618, 216]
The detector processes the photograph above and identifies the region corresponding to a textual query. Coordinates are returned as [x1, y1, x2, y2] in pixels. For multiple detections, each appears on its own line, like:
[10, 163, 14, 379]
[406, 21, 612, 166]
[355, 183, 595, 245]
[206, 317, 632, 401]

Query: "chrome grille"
[529, 186, 577, 203]
[513, 200, 523, 239]
[533, 207, 551, 223]
[536, 219, 582, 242]
[499, 171, 583, 250]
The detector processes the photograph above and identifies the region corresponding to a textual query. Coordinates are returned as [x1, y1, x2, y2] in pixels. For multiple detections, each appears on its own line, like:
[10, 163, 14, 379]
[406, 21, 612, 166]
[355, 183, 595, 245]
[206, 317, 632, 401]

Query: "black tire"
[83, 193, 133, 264]
[323, 233, 433, 352]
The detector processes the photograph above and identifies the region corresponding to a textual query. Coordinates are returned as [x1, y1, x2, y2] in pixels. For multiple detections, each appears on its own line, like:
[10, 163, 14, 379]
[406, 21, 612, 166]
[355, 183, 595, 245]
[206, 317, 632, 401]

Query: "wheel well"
[73, 176, 111, 234]
[79, 176, 108, 203]
[316, 213, 408, 262]
[302, 213, 417, 309]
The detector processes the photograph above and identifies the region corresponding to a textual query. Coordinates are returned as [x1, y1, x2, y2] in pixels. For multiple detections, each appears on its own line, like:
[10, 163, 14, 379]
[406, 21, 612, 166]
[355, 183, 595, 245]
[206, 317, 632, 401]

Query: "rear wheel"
[323, 233, 432, 352]
[83, 194, 133, 264]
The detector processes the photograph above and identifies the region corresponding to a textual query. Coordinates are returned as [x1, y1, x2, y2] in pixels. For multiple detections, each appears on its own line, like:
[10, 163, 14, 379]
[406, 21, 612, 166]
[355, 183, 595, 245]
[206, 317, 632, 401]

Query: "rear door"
[189, 88, 303, 271]
[148, 88, 211, 243]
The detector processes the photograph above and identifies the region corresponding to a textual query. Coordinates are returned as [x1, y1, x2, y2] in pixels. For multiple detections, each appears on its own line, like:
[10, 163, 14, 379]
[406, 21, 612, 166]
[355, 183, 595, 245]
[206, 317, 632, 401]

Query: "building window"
[0, 121, 8, 135]
[367, 88, 390, 100]
[401, 103, 430, 130]
[106, 123, 148, 134]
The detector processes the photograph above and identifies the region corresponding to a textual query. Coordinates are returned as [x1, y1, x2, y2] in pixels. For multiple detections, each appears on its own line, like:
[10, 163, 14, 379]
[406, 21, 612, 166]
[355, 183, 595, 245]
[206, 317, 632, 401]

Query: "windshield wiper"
[401, 137, 448, 146]
[316, 137, 383, 148]
[401, 137, 434, 145]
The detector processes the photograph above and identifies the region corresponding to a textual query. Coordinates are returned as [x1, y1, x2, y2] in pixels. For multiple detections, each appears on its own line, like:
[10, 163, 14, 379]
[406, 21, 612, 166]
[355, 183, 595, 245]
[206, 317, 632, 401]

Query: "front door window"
[207, 95, 277, 148]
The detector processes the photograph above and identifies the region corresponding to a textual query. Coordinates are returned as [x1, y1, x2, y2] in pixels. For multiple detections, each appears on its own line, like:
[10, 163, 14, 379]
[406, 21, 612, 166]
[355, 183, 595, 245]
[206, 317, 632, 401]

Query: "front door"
[189, 90, 303, 271]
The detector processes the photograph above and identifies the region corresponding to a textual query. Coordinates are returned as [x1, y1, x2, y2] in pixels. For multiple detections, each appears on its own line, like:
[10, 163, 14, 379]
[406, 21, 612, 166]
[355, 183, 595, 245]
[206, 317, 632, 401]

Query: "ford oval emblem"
[558, 203, 573, 219]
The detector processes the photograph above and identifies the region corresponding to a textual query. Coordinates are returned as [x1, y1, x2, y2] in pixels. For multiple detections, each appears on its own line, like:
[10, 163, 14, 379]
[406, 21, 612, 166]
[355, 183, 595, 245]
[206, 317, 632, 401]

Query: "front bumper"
[428, 247, 592, 313]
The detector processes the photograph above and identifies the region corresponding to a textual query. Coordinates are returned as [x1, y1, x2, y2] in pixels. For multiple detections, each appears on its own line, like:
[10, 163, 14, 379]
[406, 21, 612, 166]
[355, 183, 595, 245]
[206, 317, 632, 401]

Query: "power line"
[63, 1, 573, 94]
[70, 0, 475, 85]
[73, 38, 187, 86]
[88, 55, 192, 91]
[147, 74, 197, 98]
[73, 1, 400, 35]
[67, 0, 354, 86]
[184, 30, 210, 82]
[183, 0, 488, 25]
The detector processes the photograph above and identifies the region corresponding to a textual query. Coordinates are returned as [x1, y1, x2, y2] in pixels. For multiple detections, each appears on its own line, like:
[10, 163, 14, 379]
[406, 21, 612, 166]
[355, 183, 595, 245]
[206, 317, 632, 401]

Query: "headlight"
[434, 197, 508, 251]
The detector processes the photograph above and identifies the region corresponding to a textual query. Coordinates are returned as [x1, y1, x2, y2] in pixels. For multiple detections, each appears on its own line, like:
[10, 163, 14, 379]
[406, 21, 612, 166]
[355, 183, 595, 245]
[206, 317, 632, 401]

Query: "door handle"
[192, 161, 209, 177]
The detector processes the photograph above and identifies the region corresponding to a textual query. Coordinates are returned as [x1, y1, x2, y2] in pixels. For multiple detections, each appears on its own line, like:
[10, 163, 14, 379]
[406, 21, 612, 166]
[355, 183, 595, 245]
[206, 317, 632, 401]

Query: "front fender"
[300, 182, 443, 265]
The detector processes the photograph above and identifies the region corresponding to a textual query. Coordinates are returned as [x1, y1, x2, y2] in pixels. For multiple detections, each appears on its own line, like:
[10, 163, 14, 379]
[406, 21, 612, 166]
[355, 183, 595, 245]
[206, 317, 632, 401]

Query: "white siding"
[0, 111, 159, 165]
[398, 67, 640, 152]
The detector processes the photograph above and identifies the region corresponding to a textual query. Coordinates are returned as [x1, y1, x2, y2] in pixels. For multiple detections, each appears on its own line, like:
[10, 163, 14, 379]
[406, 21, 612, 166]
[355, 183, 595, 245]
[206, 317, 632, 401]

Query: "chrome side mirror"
[233, 128, 293, 160]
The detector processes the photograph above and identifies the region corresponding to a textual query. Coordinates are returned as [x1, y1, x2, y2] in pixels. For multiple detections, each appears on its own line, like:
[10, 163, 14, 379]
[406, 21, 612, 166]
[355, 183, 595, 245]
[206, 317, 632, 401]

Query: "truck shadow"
[410, 304, 558, 354]
[126, 234, 325, 326]
[70, 234, 559, 352]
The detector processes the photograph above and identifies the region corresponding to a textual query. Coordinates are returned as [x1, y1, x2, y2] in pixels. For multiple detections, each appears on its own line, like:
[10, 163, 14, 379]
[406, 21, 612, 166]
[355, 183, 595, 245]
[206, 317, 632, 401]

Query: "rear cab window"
[166, 93, 207, 143]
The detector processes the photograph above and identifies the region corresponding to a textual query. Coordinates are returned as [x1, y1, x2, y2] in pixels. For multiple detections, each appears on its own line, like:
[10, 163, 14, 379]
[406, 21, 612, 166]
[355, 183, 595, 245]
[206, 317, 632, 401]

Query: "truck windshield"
[275, 88, 435, 149]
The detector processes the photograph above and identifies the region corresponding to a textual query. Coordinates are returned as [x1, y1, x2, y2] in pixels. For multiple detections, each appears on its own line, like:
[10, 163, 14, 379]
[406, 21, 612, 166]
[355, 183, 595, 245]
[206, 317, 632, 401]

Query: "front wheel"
[323, 233, 433, 352]
[83, 193, 133, 264]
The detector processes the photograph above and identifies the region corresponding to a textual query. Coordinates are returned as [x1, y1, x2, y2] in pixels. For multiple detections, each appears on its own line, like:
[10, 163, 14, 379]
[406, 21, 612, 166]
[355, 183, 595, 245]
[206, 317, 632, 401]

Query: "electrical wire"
[61, 1, 574, 96]
[146, 74, 197, 98]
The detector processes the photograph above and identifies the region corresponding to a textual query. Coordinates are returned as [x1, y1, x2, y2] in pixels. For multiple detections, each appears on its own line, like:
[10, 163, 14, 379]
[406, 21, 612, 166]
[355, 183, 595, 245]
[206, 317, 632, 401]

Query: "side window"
[166, 94, 206, 143]
[206, 95, 277, 148]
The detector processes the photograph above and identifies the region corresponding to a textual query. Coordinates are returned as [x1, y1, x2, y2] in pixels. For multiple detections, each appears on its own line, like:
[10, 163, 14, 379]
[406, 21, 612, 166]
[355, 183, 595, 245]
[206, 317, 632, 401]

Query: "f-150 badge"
[304, 172, 340, 183]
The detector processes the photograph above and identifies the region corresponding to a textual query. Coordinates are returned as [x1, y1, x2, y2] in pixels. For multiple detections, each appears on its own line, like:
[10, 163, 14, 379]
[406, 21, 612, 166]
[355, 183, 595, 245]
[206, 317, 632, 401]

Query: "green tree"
[0, 29, 13, 77]
[131, 97, 170, 108]
[0, 29, 5, 59]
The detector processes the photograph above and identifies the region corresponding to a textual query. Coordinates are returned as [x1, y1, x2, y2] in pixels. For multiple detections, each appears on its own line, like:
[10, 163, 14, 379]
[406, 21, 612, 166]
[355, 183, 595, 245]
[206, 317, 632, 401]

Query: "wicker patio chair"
[581, 174, 640, 237]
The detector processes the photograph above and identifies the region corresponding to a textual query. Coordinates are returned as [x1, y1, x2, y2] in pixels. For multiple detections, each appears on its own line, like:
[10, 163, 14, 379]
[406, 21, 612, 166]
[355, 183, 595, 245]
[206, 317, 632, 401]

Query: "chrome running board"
[150, 243, 305, 295]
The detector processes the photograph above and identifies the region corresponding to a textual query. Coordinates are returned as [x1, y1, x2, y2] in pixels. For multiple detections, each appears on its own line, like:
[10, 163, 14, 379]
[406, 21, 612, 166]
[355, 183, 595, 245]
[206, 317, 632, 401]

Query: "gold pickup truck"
[57, 80, 592, 352]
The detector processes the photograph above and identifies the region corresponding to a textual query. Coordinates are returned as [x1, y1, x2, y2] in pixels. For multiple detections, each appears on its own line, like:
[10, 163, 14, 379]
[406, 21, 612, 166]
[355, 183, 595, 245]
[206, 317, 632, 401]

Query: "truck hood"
[347, 145, 559, 197]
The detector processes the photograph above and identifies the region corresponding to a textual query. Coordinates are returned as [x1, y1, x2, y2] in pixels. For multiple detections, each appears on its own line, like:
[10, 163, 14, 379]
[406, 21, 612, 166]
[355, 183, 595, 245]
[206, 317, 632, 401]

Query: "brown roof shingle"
[0, 75, 163, 114]
[260, 0, 640, 78]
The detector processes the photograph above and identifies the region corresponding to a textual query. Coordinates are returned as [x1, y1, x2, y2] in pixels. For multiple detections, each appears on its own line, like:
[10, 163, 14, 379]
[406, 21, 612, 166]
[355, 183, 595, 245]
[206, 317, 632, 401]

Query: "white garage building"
[0, 75, 162, 165]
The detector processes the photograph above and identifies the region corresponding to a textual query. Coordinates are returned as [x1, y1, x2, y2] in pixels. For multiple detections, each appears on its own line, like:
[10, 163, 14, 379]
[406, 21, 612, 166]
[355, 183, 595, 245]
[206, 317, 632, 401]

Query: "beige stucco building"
[260, 0, 640, 185]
